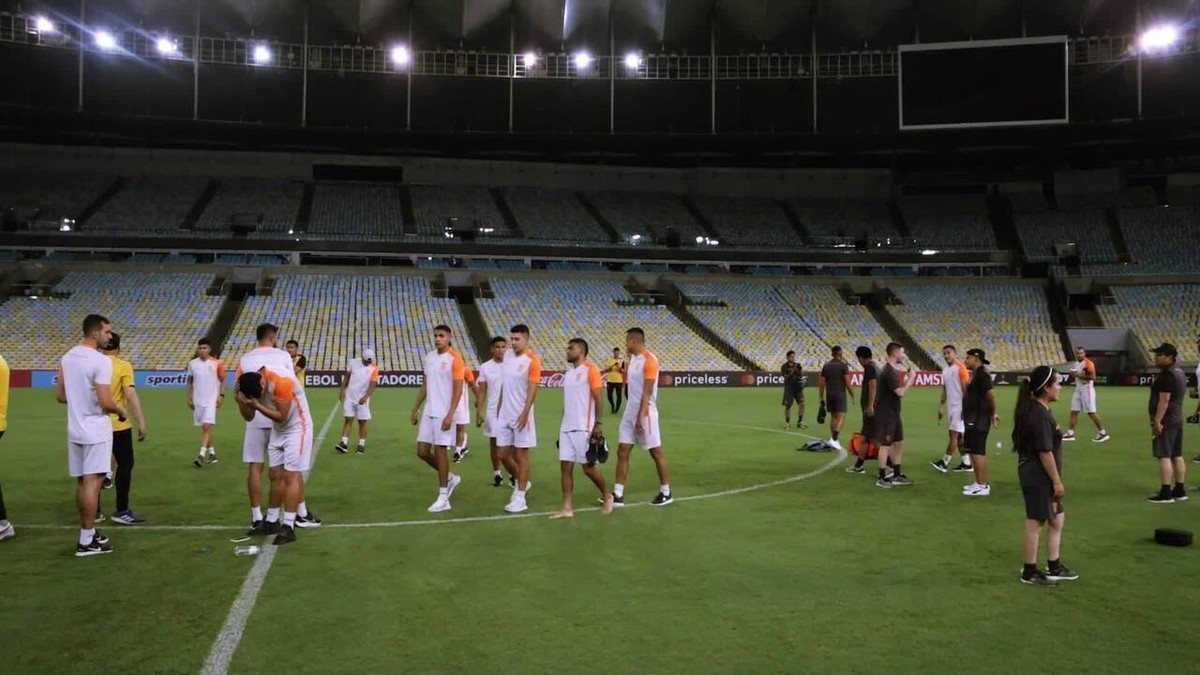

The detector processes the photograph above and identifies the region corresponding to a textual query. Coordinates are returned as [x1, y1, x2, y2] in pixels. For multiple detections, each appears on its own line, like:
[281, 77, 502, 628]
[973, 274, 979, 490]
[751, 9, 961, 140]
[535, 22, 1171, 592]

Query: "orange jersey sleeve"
[268, 372, 295, 402]
[370, 365, 381, 383]
[528, 353, 542, 382]
[643, 353, 660, 380]
[1085, 359, 1096, 377]
[587, 362, 602, 389]
[450, 350, 465, 380]
[216, 360, 227, 380]
[464, 368, 476, 384]
[958, 363, 970, 385]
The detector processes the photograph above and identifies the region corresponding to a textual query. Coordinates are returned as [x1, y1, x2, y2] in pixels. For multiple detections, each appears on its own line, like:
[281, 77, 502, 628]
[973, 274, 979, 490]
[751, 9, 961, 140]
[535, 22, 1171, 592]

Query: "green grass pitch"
[1, 386, 1197, 674]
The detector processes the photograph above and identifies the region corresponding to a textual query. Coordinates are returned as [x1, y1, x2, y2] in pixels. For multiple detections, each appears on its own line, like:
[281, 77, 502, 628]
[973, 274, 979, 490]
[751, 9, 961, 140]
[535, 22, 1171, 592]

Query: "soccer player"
[235, 368, 311, 546]
[187, 337, 226, 467]
[960, 349, 999, 497]
[497, 324, 541, 514]
[781, 350, 807, 429]
[605, 347, 626, 414]
[57, 314, 126, 557]
[847, 346, 878, 475]
[286, 339, 307, 383]
[875, 343, 915, 489]
[550, 338, 615, 519]
[411, 324, 465, 513]
[1013, 365, 1076, 586]
[100, 333, 148, 524]
[476, 336, 517, 487]
[818, 345, 855, 450]
[931, 345, 973, 475]
[0, 350, 11, 541]
[452, 366, 477, 463]
[614, 327, 672, 506]
[335, 348, 380, 454]
[1147, 343, 1188, 504]
[1063, 347, 1110, 443]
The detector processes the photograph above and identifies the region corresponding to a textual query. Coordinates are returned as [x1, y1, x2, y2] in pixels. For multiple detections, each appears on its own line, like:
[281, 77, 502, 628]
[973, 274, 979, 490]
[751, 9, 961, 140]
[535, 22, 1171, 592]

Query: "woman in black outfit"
[1012, 365, 1080, 586]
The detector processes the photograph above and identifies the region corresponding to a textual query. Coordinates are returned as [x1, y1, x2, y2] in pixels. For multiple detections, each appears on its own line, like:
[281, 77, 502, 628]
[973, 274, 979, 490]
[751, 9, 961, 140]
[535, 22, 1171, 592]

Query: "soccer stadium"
[1, 0, 1199, 672]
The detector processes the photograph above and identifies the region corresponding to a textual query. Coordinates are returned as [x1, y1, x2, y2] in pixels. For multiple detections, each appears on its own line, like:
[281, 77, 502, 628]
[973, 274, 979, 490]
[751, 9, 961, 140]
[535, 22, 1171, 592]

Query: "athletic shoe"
[891, 474, 913, 487]
[875, 477, 893, 489]
[952, 463, 974, 473]
[94, 511, 105, 523]
[503, 497, 528, 513]
[447, 473, 462, 499]
[798, 422, 808, 429]
[962, 482, 981, 493]
[193, 456, 204, 468]
[1192, 455, 1200, 464]
[492, 474, 504, 488]
[102, 473, 114, 489]
[651, 492, 674, 506]
[0, 521, 15, 541]
[207, 451, 218, 464]
[246, 520, 267, 536]
[1020, 569, 1056, 586]
[427, 497, 452, 513]
[355, 445, 365, 455]
[1147, 493, 1175, 504]
[1062, 430, 1076, 442]
[111, 510, 145, 525]
[1171, 487, 1189, 501]
[94, 530, 109, 545]
[296, 511, 322, 529]
[1092, 432, 1110, 443]
[930, 459, 949, 474]
[263, 520, 282, 536]
[75, 536, 113, 557]
[845, 465, 866, 475]
[782, 422, 790, 429]
[1046, 565, 1079, 582]
[271, 525, 297, 546]
[509, 476, 517, 489]
[829, 439, 844, 451]
[334, 441, 349, 454]
[612, 494, 626, 508]
[964, 484, 991, 497]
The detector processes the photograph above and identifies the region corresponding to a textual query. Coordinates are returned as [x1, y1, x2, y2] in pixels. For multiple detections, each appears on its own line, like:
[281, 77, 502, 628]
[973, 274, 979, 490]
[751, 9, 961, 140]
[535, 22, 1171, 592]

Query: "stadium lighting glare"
[1140, 25, 1180, 52]
[695, 236, 704, 244]
[522, 51, 537, 67]
[156, 37, 178, 55]
[94, 30, 117, 50]
[624, 52, 641, 69]
[920, 249, 940, 256]
[573, 51, 592, 69]
[252, 44, 271, 64]
[391, 45, 410, 66]
[35, 16, 55, 33]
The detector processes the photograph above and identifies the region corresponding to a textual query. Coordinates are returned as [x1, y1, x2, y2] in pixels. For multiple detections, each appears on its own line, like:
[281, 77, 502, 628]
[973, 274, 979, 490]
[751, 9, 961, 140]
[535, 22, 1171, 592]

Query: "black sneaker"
[492, 474, 504, 487]
[845, 464, 866, 475]
[263, 520, 282, 536]
[94, 530, 109, 545]
[296, 512, 322, 529]
[75, 536, 113, 557]
[1148, 493, 1176, 504]
[1193, 455, 1200, 464]
[246, 520, 267, 536]
[891, 474, 913, 487]
[651, 492, 674, 506]
[335, 442, 349, 454]
[355, 445, 365, 455]
[193, 456, 204, 468]
[1172, 487, 1189, 501]
[272, 525, 296, 546]
[612, 494, 626, 508]
[875, 477, 893, 489]
[102, 475, 114, 489]
[930, 460, 948, 474]
[952, 463, 974, 473]
[94, 511, 105, 523]
[207, 451, 218, 465]
[1046, 565, 1079, 582]
[1020, 569, 1057, 586]
[509, 476, 517, 489]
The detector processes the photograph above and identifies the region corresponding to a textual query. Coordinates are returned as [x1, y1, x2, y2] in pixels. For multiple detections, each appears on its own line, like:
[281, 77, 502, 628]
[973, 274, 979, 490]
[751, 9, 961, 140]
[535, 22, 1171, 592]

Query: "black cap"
[237, 371, 264, 399]
[1152, 342, 1179, 358]
[104, 331, 121, 351]
[966, 348, 989, 365]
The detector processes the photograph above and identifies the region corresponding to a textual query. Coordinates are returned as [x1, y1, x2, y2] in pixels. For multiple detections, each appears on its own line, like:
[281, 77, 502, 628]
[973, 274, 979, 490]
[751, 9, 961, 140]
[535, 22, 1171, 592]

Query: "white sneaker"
[1093, 432, 1110, 443]
[1062, 431, 1076, 441]
[427, 497, 451, 513]
[962, 482, 981, 493]
[447, 473, 462, 498]
[0, 521, 14, 541]
[504, 498, 528, 514]
[964, 483, 991, 497]
[829, 439, 844, 451]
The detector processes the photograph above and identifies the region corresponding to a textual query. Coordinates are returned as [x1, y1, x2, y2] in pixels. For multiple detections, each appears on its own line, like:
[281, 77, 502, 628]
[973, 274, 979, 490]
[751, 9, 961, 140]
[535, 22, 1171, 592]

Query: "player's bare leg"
[550, 461, 576, 519]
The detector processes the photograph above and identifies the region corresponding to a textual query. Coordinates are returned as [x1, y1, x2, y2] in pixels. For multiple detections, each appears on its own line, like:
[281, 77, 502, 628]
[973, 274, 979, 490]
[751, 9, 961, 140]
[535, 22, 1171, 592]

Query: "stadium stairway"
[296, 183, 315, 234]
[987, 192, 1021, 253]
[889, 199, 914, 239]
[574, 191, 622, 243]
[76, 177, 125, 228]
[655, 279, 760, 371]
[449, 283, 493, 363]
[182, 179, 220, 232]
[1042, 282, 1075, 362]
[779, 200, 814, 245]
[399, 184, 416, 235]
[862, 287, 936, 371]
[681, 196, 723, 240]
[1104, 208, 1133, 264]
[489, 188, 525, 238]
[206, 274, 248, 357]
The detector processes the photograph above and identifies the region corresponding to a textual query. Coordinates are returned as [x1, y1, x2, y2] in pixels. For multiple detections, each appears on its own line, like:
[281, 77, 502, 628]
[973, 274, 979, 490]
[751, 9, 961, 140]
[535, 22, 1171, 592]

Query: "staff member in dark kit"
[1147, 343, 1188, 504]
[781, 350, 806, 429]
[960, 349, 998, 497]
[819, 346, 854, 450]
[1012, 365, 1078, 586]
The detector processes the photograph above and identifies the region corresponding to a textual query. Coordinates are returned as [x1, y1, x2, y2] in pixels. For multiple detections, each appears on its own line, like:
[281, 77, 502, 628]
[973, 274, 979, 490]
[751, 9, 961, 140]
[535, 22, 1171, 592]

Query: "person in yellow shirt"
[605, 347, 626, 414]
[0, 351, 12, 541]
[286, 340, 307, 384]
[100, 333, 148, 525]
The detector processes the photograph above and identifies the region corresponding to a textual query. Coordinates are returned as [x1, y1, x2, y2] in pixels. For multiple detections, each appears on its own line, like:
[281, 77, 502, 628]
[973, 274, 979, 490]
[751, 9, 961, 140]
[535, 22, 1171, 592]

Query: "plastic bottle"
[234, 545, 260, 556]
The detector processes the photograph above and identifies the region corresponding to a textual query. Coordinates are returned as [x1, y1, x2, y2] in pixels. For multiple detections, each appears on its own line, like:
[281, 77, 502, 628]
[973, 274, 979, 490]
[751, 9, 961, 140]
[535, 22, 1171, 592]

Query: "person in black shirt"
[1012, 365, 1076, 585]
[1147, 343, 1188, 503]
[960, 348, 999, 497]
[847, 346, 883, 475]
[875, 343, 914, 488]
[818, 346, 855, 451]
[780, 351, 807, 429]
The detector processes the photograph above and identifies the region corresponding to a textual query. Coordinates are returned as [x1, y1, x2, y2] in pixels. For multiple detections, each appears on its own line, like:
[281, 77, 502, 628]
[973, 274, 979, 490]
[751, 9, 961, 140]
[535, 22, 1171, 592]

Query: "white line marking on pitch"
[198, 402, 340, 675]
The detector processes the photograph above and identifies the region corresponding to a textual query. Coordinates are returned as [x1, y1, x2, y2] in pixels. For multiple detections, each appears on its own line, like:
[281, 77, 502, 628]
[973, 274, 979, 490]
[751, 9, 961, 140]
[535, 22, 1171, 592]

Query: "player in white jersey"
[411, 324, 466, 513]
[238, 323, 321, 537]
[497, 324, 542, 514]
[186, 337, 226, 467]
[56, 314, 126, 557]
[550, 338, 615, 519]
[476, 336, 517, 487]
[931, 345, 973, 475]
[235, 368, 310, 546]
[1064, 347, 1110, 443]
[452, 366, 477, 464]
[614, 327, 672, 507]
[335, 348, 380, 455]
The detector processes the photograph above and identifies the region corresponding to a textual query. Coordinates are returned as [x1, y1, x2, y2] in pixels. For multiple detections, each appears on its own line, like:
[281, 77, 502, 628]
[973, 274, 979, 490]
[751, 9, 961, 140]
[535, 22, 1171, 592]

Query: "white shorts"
[242, 425, 271, 464]
[68, 438, 114, 477]
[193, 406, 216, 427]
[1071, 387, 1097, 414]
[948, 406, 964, 434]
[418, 415, 456, 448]
[268, 427, 313, 473]
[619, 409, 662, 449]
[455, 399, 470, 426]
[495, 415, 537, 449]
[483, 413, 501, 439]
[343, 399, 372, 421]
[558, 430, 591, 464]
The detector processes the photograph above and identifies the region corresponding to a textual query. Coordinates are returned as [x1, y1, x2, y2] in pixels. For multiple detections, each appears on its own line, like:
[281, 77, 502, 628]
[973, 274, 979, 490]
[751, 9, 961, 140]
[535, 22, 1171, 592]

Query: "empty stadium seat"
[692, 196, 802, 248]
[503, 187, 609, 242]
[1097, 285, 1200, 358]
[588, 191, 706, 242]
[89, 177, 207, 233]
[411, 185, 509, 236]
[309, 184, 403, 239]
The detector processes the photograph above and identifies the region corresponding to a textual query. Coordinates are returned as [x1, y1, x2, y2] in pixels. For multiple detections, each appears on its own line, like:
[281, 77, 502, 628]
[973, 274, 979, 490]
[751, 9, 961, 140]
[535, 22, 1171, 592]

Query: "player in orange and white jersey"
[186, 337, 226, 467]
[1064, 347, 1110, 443]
[931, 345, 973, 475]
[411, 324, 466, 513]
[497, 324, 542, 514]
[550, 338, 615, 519]
[336, 348, 380, 454]
[452, 366, 477, 464]
[614, 327, 672, 507]
[476, 336, 517, 487]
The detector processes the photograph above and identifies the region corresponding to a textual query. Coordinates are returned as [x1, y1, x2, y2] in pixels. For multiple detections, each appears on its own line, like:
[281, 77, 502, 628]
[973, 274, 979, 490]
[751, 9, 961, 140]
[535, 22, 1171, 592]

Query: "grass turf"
[1, 386, 1197, 674]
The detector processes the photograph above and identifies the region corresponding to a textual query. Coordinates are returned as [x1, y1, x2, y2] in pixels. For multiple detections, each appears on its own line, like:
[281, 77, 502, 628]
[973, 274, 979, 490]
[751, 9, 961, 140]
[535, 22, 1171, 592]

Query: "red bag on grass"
[848, 433, 879, 459]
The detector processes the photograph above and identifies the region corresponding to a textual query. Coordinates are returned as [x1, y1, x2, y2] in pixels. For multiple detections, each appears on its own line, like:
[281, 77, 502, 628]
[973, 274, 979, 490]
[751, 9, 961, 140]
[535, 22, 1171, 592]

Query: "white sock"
[962, 456, 973, 467]
[660, 484, 670, 495]
[79, 528, 95, 546]
[267, 507, 280, 523]
[516, 489, 526, 500]
[493, 470, 502, 477]
[105, 471, 114, 480]
[340, 436, 349, 445]
[207, 447, 216, 456]
[1099, 428, 1107, 435]
[251, 507, 263, 522]
[298, 501, 308, 518]
[614, 483, 625, 498]
[438, 487, 449, 499]
[941, 454, 952, 465]
[358, 438, 366, 447]
[198, 447, 206, 457]
[283, 511, 296, 528]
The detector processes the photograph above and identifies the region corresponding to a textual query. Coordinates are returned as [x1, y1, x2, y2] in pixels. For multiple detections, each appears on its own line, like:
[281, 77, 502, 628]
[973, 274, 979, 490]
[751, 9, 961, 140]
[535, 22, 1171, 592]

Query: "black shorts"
[607, 382, 622, 392]
[782, 385, 804, 406]
[860, 414, 877, 441]
[963, 428, 989, 456]
[825, 395, 847, 415]
[1152, 427, 1183, 459]
[1022, 484, 1060, 523]
[877, 414, 903, 445]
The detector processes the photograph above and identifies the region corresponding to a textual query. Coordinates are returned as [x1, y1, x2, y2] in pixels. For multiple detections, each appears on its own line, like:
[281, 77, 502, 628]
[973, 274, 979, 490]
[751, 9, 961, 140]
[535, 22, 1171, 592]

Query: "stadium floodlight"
[156, 37, 178, 55]
[35, 16, 55, 33]
[920, 249, 940, 256]
[624, 52, 641, 69]
[252, 43, 271, 64]
[573, 51, 592, 69]
[391, 45, 410, 66]
[94, 30, 117, 50]
[522, 51, 537, 68]
[1140, 25, 1180, 52]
